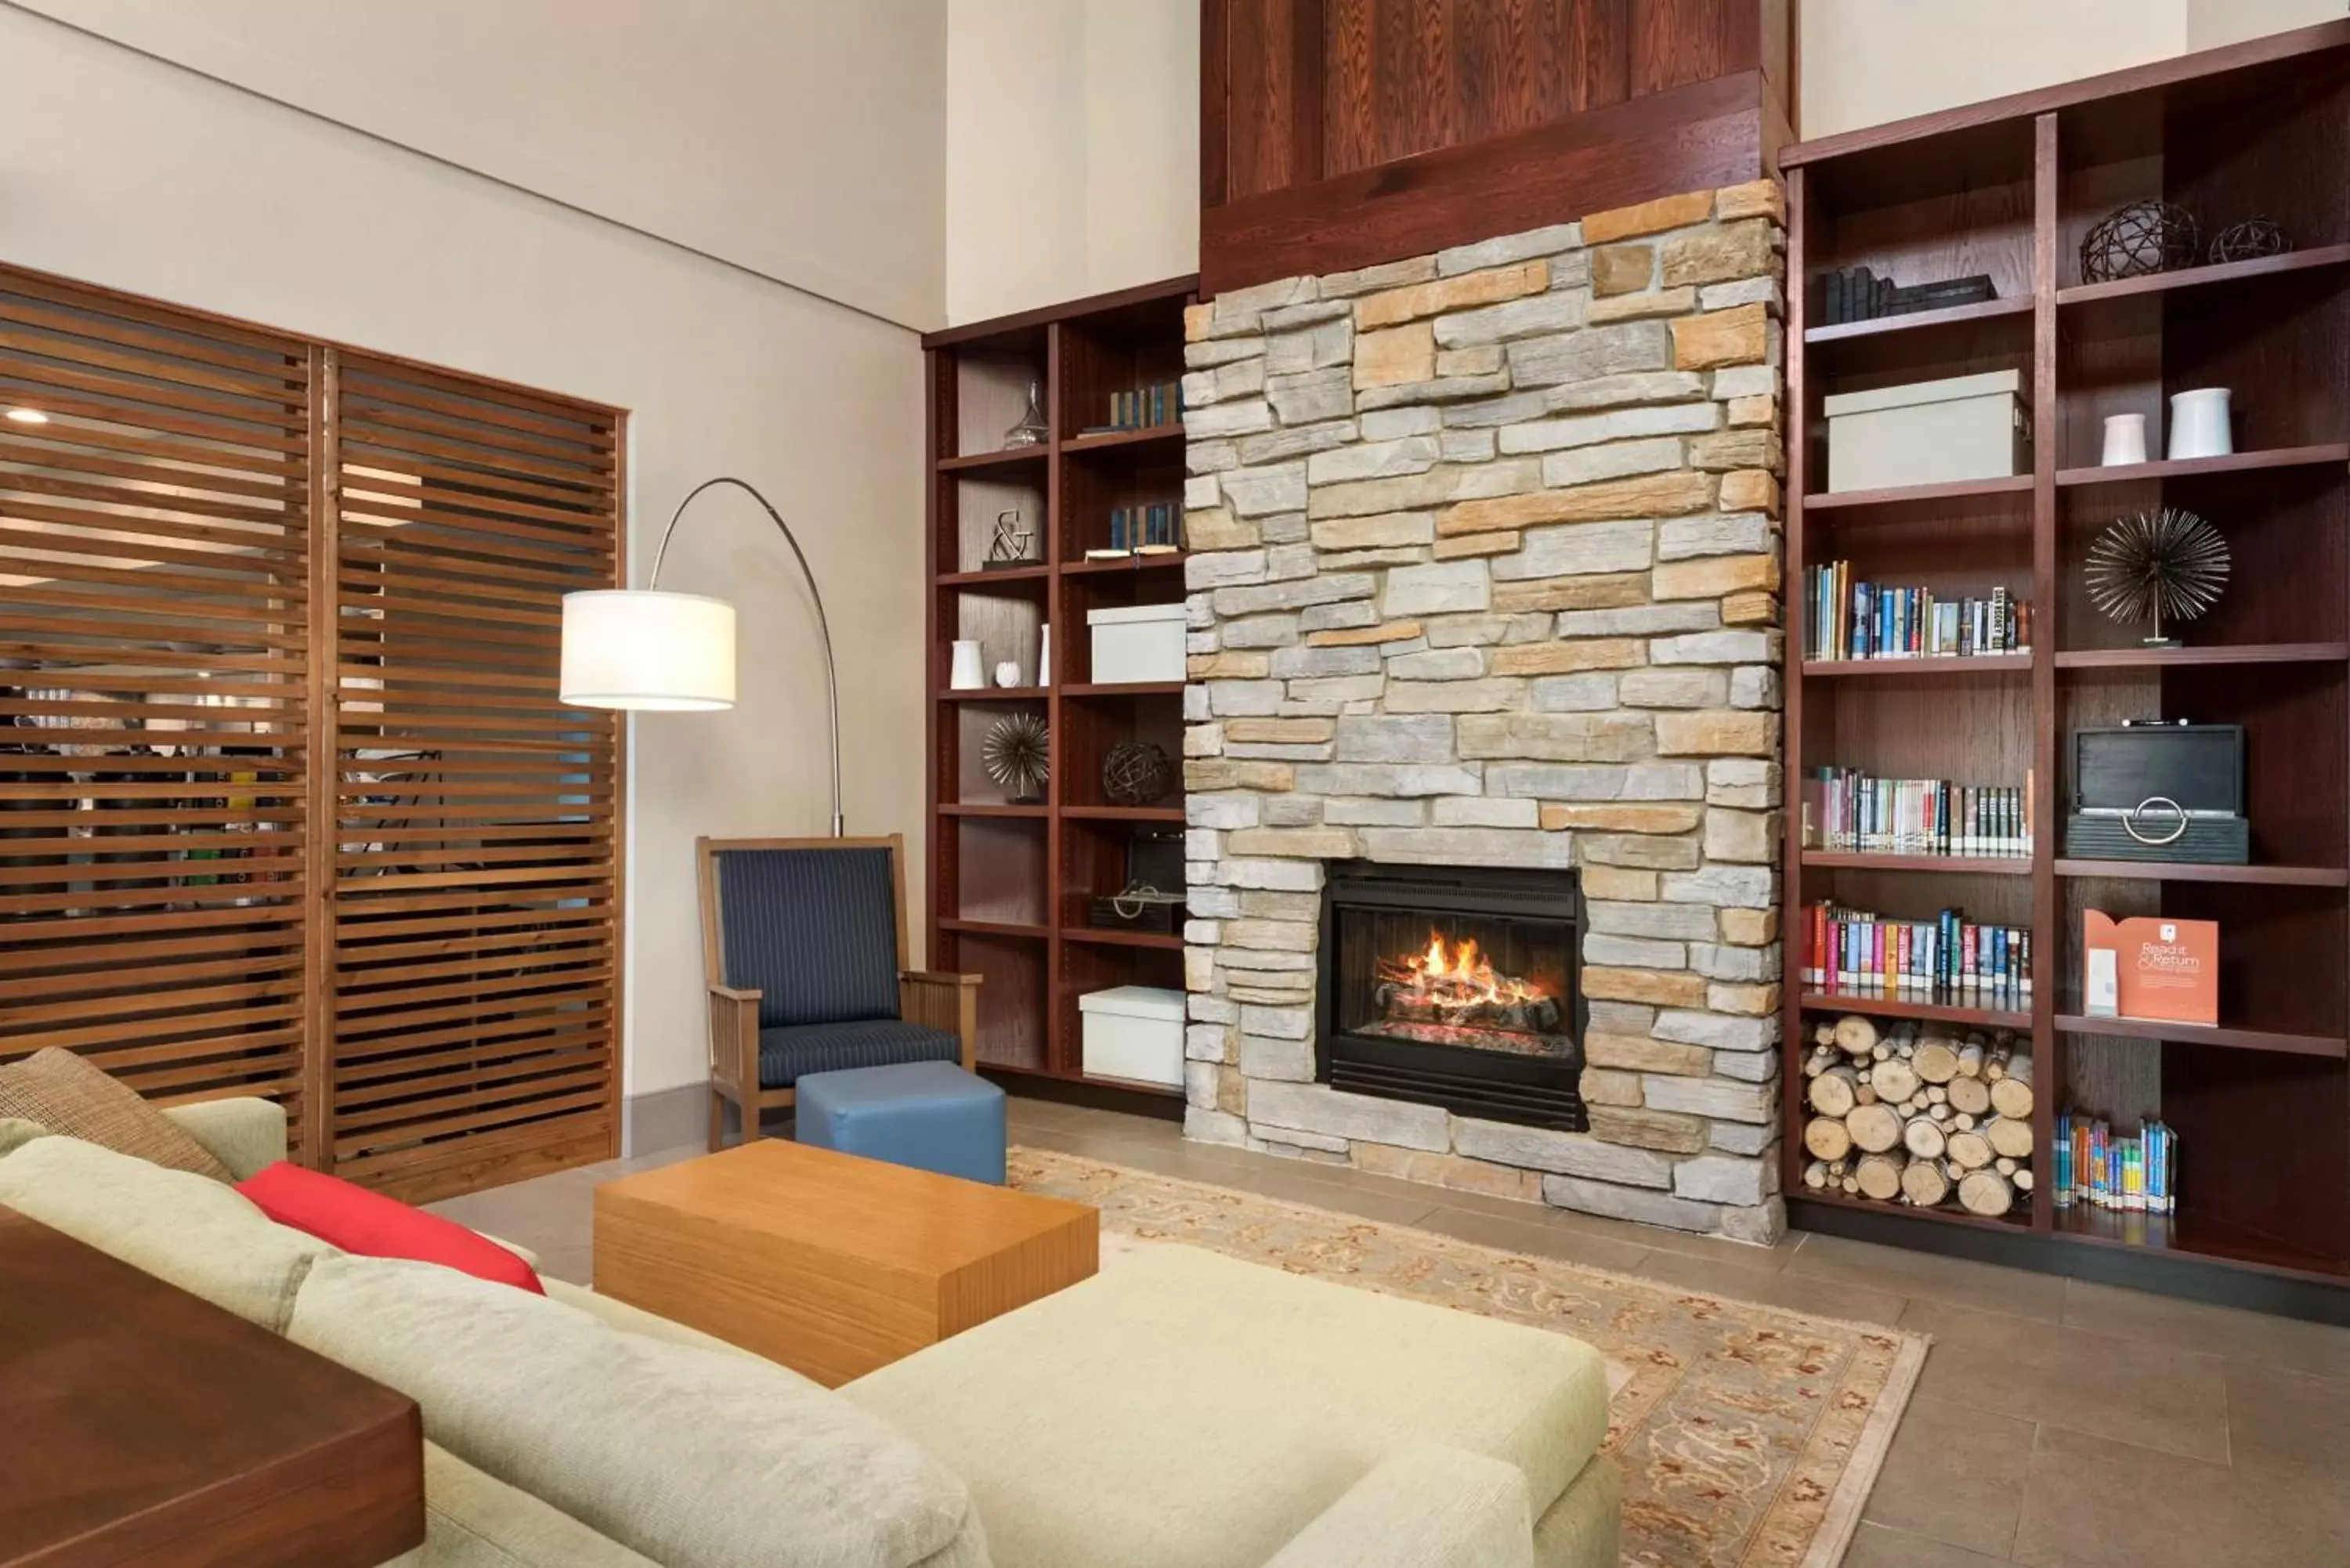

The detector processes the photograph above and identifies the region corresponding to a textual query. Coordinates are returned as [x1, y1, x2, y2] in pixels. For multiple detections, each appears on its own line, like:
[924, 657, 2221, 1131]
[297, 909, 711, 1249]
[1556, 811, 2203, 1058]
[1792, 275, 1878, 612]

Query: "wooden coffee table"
[593, 1139, 1098, 1386]
[0, 1209, 423, 1568]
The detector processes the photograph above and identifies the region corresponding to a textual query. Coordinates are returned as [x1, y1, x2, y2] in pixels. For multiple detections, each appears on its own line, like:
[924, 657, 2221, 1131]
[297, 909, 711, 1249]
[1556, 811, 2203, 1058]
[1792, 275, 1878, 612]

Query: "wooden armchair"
[697, 834, 979, 1150]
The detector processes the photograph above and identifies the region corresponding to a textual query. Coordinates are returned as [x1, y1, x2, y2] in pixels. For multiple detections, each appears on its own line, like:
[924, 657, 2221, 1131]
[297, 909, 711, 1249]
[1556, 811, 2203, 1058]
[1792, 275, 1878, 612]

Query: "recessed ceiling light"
[5, 408, 49, 425]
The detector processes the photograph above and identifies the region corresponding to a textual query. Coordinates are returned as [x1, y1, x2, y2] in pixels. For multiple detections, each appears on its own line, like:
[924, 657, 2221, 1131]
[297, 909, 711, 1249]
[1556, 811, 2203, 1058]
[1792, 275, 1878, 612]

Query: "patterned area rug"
[1009, 1147, 1925, 1568]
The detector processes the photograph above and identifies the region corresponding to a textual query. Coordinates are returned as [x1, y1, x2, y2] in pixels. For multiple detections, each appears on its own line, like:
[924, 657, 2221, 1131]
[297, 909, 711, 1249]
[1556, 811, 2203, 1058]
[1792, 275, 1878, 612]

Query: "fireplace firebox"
[1317, 861, 1585, 1130]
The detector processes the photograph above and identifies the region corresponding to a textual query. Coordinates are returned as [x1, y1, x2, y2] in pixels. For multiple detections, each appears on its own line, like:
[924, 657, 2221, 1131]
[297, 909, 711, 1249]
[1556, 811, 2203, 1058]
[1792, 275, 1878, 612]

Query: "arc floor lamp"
[559, 476, 846, 836]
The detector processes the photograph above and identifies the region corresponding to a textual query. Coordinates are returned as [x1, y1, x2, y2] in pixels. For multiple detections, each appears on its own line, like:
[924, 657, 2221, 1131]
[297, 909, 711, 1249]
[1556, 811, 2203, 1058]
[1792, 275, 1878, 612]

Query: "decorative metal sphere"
[2081, 201, 2201, 283]
[981, 712, 1050, 804]
[2210, 218, 2287, 266]
[1101, 739, 1174, 807]
[2085, 508, 2230, 641]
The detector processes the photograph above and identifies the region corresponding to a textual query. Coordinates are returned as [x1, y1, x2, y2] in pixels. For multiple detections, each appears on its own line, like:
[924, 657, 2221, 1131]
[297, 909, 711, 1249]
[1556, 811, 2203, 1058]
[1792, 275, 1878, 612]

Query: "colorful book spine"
[1802, 901, 2031, 1004]
[1802, 562, 2031, 661]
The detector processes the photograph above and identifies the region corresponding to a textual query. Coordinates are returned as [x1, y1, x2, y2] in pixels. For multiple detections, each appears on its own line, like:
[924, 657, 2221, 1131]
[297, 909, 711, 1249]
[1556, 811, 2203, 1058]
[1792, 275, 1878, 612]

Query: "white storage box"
[1079, 985, 1185, 1087]
[1824, 370, 2029, 493]
[1086, 603, 1186, 685]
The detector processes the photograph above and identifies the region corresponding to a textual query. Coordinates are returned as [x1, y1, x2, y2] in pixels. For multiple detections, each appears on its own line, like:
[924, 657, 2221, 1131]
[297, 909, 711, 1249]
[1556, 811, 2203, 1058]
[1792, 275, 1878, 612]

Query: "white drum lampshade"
[560, 589, 737, 710]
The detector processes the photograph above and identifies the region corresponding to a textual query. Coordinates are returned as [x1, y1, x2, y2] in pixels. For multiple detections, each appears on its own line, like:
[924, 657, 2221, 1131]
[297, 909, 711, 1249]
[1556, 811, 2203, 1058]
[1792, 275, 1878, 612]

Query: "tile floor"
[428, 1095, 2350, 1568]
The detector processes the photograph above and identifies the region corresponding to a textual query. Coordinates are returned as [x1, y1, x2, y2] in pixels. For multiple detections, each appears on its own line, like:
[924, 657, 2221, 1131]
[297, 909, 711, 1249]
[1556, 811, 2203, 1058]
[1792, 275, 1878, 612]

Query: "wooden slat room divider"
[0, 266, 624, 1201]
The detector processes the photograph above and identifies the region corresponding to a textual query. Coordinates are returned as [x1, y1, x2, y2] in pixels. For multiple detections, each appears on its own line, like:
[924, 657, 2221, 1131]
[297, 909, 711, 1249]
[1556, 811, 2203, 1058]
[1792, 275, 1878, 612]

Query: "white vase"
[1037, 624, 1052, 686]
[2167, 388, 2233, 461]
[949, 638, 986, 690]
[992, 660, 1022, 688]
[2100, 412, 2148, 467]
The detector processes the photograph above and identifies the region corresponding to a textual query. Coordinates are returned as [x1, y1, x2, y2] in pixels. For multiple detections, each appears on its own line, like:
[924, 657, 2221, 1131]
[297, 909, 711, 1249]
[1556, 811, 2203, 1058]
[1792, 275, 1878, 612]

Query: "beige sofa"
[0, 1100, 1619, 1568]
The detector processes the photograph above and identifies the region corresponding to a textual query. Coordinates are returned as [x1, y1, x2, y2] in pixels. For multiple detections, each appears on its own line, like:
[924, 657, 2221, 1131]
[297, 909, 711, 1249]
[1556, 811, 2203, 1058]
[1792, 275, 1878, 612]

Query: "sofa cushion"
[0, 1117, 46, 1158]
[162, 1097, 289, 1182]
[287, 1252, 986, 1568]
[0, 1048, 230, 1180]
[0, 1134, 332, 1331]
[421, 1442, 660, 1568]
[757, 1019, 960, 1089]
[718, 845, 903, 1028]
[238, 1162, 544, 1294]
[1263, 1446, 1531, 1568]
[843, 1243, 1609, 1568]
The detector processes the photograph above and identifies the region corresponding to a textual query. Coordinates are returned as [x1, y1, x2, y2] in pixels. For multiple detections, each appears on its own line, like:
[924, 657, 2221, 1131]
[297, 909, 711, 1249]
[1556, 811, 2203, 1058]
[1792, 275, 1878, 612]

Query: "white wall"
[1799, 1, 2184, 139]
[945, 0, 1198, 324]
[1801, 0, 2347, 139]
[0, 7, 930, 1104]
[10, 0, 948, 330]
[2188, 0, 2345, 49]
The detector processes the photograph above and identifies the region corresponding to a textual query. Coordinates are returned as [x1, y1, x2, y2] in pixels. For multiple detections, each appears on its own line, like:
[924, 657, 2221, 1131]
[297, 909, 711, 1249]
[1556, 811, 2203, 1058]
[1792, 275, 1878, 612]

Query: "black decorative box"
[2064, 723, 2248, 863]
[1089, 892, 1183, 934]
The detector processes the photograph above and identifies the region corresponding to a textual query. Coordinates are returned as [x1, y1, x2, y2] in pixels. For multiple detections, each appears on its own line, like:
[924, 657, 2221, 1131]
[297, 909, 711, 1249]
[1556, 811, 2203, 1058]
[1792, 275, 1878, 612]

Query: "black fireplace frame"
[1315, 859, 1587, 1131]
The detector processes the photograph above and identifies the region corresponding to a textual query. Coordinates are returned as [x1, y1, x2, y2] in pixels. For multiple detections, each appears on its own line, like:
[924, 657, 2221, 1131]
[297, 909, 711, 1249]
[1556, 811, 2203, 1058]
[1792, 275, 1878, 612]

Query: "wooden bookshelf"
[921, 276, 1198, 1110]
[1782, 23, 2350, 1312]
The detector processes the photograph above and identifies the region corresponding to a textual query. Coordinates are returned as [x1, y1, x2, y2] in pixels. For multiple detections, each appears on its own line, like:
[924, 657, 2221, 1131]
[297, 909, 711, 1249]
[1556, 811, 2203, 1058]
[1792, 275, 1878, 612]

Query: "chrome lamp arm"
[647, 476, 844, 837]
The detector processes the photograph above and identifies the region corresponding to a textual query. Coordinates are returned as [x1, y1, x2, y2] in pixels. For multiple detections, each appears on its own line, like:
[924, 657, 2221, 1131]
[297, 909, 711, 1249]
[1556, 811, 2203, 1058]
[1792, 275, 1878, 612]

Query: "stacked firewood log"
[1800, 1016, 2034, 1218]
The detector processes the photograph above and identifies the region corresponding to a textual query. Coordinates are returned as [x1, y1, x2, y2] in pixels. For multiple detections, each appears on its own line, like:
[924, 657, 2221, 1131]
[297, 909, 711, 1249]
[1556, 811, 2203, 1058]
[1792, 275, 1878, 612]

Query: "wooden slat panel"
[0, 265, 623, 1199]
[0, 270, 315, 1140]
[325, 351, 620, 1189]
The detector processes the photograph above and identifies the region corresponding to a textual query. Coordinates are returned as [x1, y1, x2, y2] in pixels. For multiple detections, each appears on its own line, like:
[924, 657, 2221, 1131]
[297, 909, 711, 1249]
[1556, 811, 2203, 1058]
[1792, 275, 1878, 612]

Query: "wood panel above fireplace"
[1199, 0, 1791, 295]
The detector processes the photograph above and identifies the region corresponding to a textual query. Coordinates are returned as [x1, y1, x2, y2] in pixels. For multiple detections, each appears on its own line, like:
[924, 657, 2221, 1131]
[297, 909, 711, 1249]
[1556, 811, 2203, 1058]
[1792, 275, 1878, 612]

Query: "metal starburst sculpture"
[2085, 508, 2231, 648]
[981, 711, 1050, 804]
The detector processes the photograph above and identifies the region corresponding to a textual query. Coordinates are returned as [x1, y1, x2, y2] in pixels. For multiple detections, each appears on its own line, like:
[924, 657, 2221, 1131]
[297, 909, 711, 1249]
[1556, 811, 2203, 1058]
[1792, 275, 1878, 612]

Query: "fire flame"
[1378, 929, 1549, 1013]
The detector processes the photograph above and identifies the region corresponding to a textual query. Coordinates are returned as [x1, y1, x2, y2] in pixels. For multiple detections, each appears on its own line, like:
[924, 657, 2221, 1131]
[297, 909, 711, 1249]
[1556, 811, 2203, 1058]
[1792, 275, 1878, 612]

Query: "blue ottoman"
[794, 1060, 1007, 1184]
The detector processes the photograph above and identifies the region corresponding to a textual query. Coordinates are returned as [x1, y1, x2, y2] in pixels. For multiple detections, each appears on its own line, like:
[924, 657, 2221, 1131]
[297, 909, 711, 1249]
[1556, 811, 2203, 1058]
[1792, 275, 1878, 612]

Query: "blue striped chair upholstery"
[714, 846, 960, 1090]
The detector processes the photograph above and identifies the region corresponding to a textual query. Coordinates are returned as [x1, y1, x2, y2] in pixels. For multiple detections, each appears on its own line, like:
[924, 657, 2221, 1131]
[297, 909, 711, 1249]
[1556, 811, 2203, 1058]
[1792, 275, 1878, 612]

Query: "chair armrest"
[900, 970, 982, 1071]
[163, 1097, 288, 1181]
[1263, 1447, 1533, 1568]
[705, 983, 763, 1100]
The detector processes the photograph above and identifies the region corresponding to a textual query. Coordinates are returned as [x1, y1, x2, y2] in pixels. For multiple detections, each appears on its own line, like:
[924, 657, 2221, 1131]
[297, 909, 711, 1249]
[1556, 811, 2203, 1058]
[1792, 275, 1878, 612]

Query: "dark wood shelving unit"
[1783, 22, 2350, 1318]
[1800, 851, 2034, 875]
[1802, 474, 2037, 511]
[2053, 858, 2350, 886]
[1801, 654, 2034, 677]
[2053, 443, 2350, 487]
[1803, 294, 2036, 344]
[1796, 992, 2034, 1031]
[2055, 243, 2350, 309]
[2051, 1013, 2348, 1059]
[922, 276, 1197, 1112]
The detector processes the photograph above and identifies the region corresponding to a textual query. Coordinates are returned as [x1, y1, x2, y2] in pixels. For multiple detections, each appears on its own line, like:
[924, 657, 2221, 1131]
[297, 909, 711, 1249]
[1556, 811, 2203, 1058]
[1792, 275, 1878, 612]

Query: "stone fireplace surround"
[1178, 179, 1788, 1245]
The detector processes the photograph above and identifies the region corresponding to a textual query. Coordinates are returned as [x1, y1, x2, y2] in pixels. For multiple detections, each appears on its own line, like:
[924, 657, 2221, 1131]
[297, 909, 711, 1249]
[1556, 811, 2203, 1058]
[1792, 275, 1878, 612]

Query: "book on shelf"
[1805, 562, 2030, 660]
[1802, 900, 2032, 1009]
[1099, 381, 1183, 432]
[2055, 1113, 2176, 1213]
[1801, 768, 2034, 856]
[1097, 502, 1182, 560]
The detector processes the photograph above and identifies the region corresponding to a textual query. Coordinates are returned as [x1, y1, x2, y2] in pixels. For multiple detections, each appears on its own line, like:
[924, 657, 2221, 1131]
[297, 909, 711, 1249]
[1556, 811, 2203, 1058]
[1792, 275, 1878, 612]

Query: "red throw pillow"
[237, 1162, 544, 1294]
